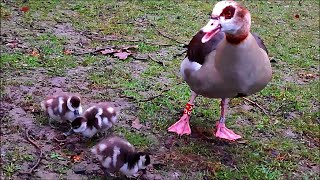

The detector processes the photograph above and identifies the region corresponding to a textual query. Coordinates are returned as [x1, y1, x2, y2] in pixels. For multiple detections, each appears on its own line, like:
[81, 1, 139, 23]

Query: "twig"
[153, 27, 187, 45]
[53, 136, 67, 143]
[20, 128, 43, 175]
[139, 88, 171, 102]
[73, 46, 114, 56]
[271, 104, 283, 115]
[173, 49, 187, 58]
[147, 21, 187, 46]
[148, 54, 164, 66]
[84, 33, 174, 47]
[242, 97, 270, 118]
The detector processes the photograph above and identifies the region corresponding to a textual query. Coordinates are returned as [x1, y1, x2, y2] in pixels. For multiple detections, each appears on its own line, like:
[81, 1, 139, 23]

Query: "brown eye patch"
[220, 5, 236, 19]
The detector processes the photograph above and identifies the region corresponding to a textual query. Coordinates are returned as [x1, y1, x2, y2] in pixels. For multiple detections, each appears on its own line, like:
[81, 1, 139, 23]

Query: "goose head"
[201, 0, 251, 43]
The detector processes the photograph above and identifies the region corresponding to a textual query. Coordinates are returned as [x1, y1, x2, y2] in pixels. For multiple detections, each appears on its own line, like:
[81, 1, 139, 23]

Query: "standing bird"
[168, 0, 272, 141]
[68, 103, 118, 138]
[91, 136, 150, 177]
[41, 93, 83, 126]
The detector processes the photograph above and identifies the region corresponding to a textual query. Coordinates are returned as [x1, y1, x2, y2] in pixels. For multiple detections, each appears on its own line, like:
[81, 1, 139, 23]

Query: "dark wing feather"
[187, 31, 224, 65]
[252, 33, 268, 55]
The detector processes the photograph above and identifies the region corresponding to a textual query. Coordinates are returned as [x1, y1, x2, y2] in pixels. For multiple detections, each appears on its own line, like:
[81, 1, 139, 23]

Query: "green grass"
[1, 0, 319, 179]
[3, 162, 21, 177]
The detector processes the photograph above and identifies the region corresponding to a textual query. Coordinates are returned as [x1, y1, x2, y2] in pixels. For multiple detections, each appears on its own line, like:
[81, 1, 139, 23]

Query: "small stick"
[21, 128, 43, 175]
[53, 136, 67, 143]
[153, 27, 187, 45]
[173, 49, 187, 58]
[242, 97, 270, 117]
[148, 54, 164, 66]
[147, 21, 187, 46]
[139, 88, 170, 102]
[73, 46, 114, 56]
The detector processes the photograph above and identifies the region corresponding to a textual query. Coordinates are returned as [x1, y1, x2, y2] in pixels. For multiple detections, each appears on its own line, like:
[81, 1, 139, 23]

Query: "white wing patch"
[47, 107, 60, 120]
[107, 107, 114, 113]
[120, 163, 139, 176]
[81, 127, 97, 138]
[46, 99, 53, 105]
[98, 144, 107, 152]
[102, 117, 111, 128]
[180, 57, 202, 80]
[58, 97, 64, 113]
[110, 116, 117, 124]
[96, 108, 103, 128]
[102, 157, 112, 168]
[112, 146, 120, 167]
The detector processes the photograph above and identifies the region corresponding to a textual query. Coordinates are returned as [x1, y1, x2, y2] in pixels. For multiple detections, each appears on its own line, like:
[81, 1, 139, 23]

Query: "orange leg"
[215, 98, 241, 141]
[168, 91, 197, 136]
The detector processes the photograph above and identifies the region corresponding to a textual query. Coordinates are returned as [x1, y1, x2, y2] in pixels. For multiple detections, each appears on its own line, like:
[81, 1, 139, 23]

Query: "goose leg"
[168, 91, 197, 135]
[215, 98, 241, 141]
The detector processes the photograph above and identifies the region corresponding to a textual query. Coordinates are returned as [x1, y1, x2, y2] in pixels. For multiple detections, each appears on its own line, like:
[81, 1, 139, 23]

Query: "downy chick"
[91, 136, 151, 177]
[70, 103, 117, 138]
[41, 93, 82, 126]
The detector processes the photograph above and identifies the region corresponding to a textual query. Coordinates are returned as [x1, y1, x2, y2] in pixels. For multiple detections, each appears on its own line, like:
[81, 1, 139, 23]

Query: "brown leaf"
[298, 72, 316, 80]
[6, 42, 18, 48]
[30, 49, 40, 57]
[114, 52, 131, 60]
[132, 118, 143, 130]
[305, 73, 315, 79]
[20, 6, 29, 12]
[63, 49, 72, 55]
[101, 48, 115, 55]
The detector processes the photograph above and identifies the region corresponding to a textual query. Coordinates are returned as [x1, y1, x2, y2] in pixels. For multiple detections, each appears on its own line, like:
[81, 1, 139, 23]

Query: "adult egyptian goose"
[168, 0, 272, 141]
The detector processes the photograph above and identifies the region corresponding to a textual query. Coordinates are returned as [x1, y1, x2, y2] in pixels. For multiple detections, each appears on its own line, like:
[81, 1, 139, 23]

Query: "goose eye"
[225, 11, 232, 19]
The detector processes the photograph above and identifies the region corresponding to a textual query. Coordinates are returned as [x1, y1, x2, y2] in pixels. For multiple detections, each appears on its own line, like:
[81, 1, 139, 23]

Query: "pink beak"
[201, 18, 221, 43]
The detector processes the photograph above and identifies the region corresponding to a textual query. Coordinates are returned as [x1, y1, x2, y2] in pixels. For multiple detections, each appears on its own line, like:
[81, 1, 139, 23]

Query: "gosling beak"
[74, 110, 80, 116]
[63, 129, 75, 136]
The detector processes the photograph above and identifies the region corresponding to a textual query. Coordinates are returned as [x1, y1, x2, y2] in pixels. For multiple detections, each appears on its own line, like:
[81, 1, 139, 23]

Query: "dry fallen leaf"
[70, 152, 83, 163]
[132, 118, 143, 130]
[101, 48, 115, 55]
[6, 42, 18, 48]
[298, 72, 316, 80]
[30, 49, 40, 57]
[20, 6, 29, 12]
[114, 52, 131, 60]
[63, 49, 73, 55]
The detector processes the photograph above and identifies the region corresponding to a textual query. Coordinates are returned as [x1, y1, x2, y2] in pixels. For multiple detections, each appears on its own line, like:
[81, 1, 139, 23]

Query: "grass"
[0, 0, 319, 179]
[3, 162, 21, 177]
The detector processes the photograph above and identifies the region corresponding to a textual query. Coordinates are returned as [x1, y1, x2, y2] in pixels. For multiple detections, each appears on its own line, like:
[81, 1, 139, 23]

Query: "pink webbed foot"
[215, 122, 241, 141]
[168, 114, 191, 135]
